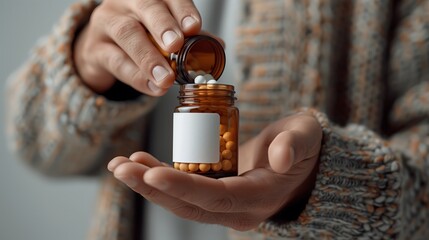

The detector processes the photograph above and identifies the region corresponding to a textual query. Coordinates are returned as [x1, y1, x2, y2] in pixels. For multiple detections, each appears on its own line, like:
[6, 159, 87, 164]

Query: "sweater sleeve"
[5, 0, 158, 176]
[250, 83, 429, 239]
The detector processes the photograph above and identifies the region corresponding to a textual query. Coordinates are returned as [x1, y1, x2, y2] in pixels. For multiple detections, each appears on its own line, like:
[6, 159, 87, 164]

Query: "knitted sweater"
[5, 0, 429, 239]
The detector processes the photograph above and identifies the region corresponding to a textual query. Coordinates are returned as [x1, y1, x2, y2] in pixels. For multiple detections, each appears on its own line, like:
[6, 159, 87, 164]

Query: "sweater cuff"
[258, 108, 401, 238]
[43, 0, 157, 132]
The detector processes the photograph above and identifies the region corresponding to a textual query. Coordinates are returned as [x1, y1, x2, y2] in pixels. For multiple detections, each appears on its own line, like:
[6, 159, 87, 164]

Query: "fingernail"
[152, 65, 169, 83]
[107, 157, 125, 172]
[115, 175, 138, 188]
[162, 30, 179, 48]
[107, 161, 116, 172]
[182, 16, 197, 30]
[147, 80, 161, 93]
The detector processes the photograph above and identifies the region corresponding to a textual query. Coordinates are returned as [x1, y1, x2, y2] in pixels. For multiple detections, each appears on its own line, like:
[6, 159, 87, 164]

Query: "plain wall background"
[0, 1, 238, 240]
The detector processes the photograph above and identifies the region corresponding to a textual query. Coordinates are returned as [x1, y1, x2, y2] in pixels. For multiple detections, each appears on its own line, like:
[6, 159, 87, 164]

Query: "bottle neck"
[178, 84, 236, 106]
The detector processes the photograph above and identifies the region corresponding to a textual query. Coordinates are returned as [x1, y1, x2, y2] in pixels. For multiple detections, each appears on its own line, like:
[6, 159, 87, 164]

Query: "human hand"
[73, 0, 202, 96]
[107, 112, 322, 230]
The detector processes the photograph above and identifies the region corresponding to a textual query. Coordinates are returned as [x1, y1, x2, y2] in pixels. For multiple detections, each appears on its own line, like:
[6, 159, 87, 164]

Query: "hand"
[107, 112, 322, 230]
[73, 0, 202, 96]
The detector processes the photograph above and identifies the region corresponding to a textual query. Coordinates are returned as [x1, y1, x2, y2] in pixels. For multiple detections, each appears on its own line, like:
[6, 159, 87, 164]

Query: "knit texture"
[233, 0, 429, 239]
[5, 0, 155, 239]
[5, 0, 429, 239]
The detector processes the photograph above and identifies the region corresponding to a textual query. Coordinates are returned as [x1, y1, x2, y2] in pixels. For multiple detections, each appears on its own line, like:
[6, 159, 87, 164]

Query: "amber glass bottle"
[153, 35, 226, 84]
[172, 84, 239, 178]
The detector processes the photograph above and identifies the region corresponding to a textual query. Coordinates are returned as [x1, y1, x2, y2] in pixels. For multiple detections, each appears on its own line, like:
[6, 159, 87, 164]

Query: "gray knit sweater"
[5, 0, 429, 239]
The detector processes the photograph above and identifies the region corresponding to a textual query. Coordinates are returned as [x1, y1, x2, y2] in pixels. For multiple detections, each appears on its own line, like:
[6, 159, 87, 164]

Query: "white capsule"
[207, 79, 217, 84]
[194, 75, 207, 84]
[203, 74, 215, 81]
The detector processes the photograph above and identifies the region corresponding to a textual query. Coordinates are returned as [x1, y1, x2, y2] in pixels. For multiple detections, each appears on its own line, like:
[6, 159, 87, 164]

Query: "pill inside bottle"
[172, 83, 239, 178]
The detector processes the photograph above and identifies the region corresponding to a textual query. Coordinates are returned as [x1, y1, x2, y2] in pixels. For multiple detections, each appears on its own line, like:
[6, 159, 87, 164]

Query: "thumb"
[266, 113, 322, 174]
[267, 130, 309, 174]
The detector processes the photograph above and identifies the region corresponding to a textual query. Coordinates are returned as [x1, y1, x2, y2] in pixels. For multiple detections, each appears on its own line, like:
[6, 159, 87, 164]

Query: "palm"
[108, 112, 322, 230]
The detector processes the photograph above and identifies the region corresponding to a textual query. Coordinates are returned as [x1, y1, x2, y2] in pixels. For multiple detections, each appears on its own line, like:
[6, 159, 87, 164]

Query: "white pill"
[194, 75, 207, 84]
[207, 79, 218, 84]
[203, 74, 215, 81]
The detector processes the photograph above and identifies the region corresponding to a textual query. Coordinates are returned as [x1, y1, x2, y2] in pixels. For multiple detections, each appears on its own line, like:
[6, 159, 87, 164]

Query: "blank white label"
[173, 113, 220, 163]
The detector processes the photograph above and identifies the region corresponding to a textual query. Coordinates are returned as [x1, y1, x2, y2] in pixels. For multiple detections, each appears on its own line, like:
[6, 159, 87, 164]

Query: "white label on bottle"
[173, 112, 220, 164]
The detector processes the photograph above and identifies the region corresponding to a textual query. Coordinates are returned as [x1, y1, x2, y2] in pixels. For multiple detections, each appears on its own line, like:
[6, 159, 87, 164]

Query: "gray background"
[0, 0, 238, 240]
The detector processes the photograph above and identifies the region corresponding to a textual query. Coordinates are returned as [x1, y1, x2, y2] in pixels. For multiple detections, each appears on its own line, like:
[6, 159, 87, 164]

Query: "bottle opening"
[177, 36, 226, 84]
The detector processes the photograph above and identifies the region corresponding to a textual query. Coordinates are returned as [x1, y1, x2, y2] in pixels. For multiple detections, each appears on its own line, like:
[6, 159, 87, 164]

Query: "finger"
[129, 151, 165, 167]
[284, 114, 322, 163]
[267, 114, 322, 174]
[132, 0, 184, 52]
[72, 25, 118, 93]
[113, 160, 170, 199]
[109, 155, 187, 206]
[113, 163, 270, 230]
[139, 174, 261, 231]
[268, 127, 321, 174]
[164, 0, 202, 34]
[96, 43, 167, 96]
[105, 14, 175, 88]
[268, 130, 296, 174]
[143, 167, 282, 213]
[111, 162, 216, 222]
[107, 156, 130, 172]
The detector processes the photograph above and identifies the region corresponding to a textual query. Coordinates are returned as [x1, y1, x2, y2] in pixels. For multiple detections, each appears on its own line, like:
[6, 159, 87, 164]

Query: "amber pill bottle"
[152, 35, 226, 84]
[172, 84, 239, 178]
